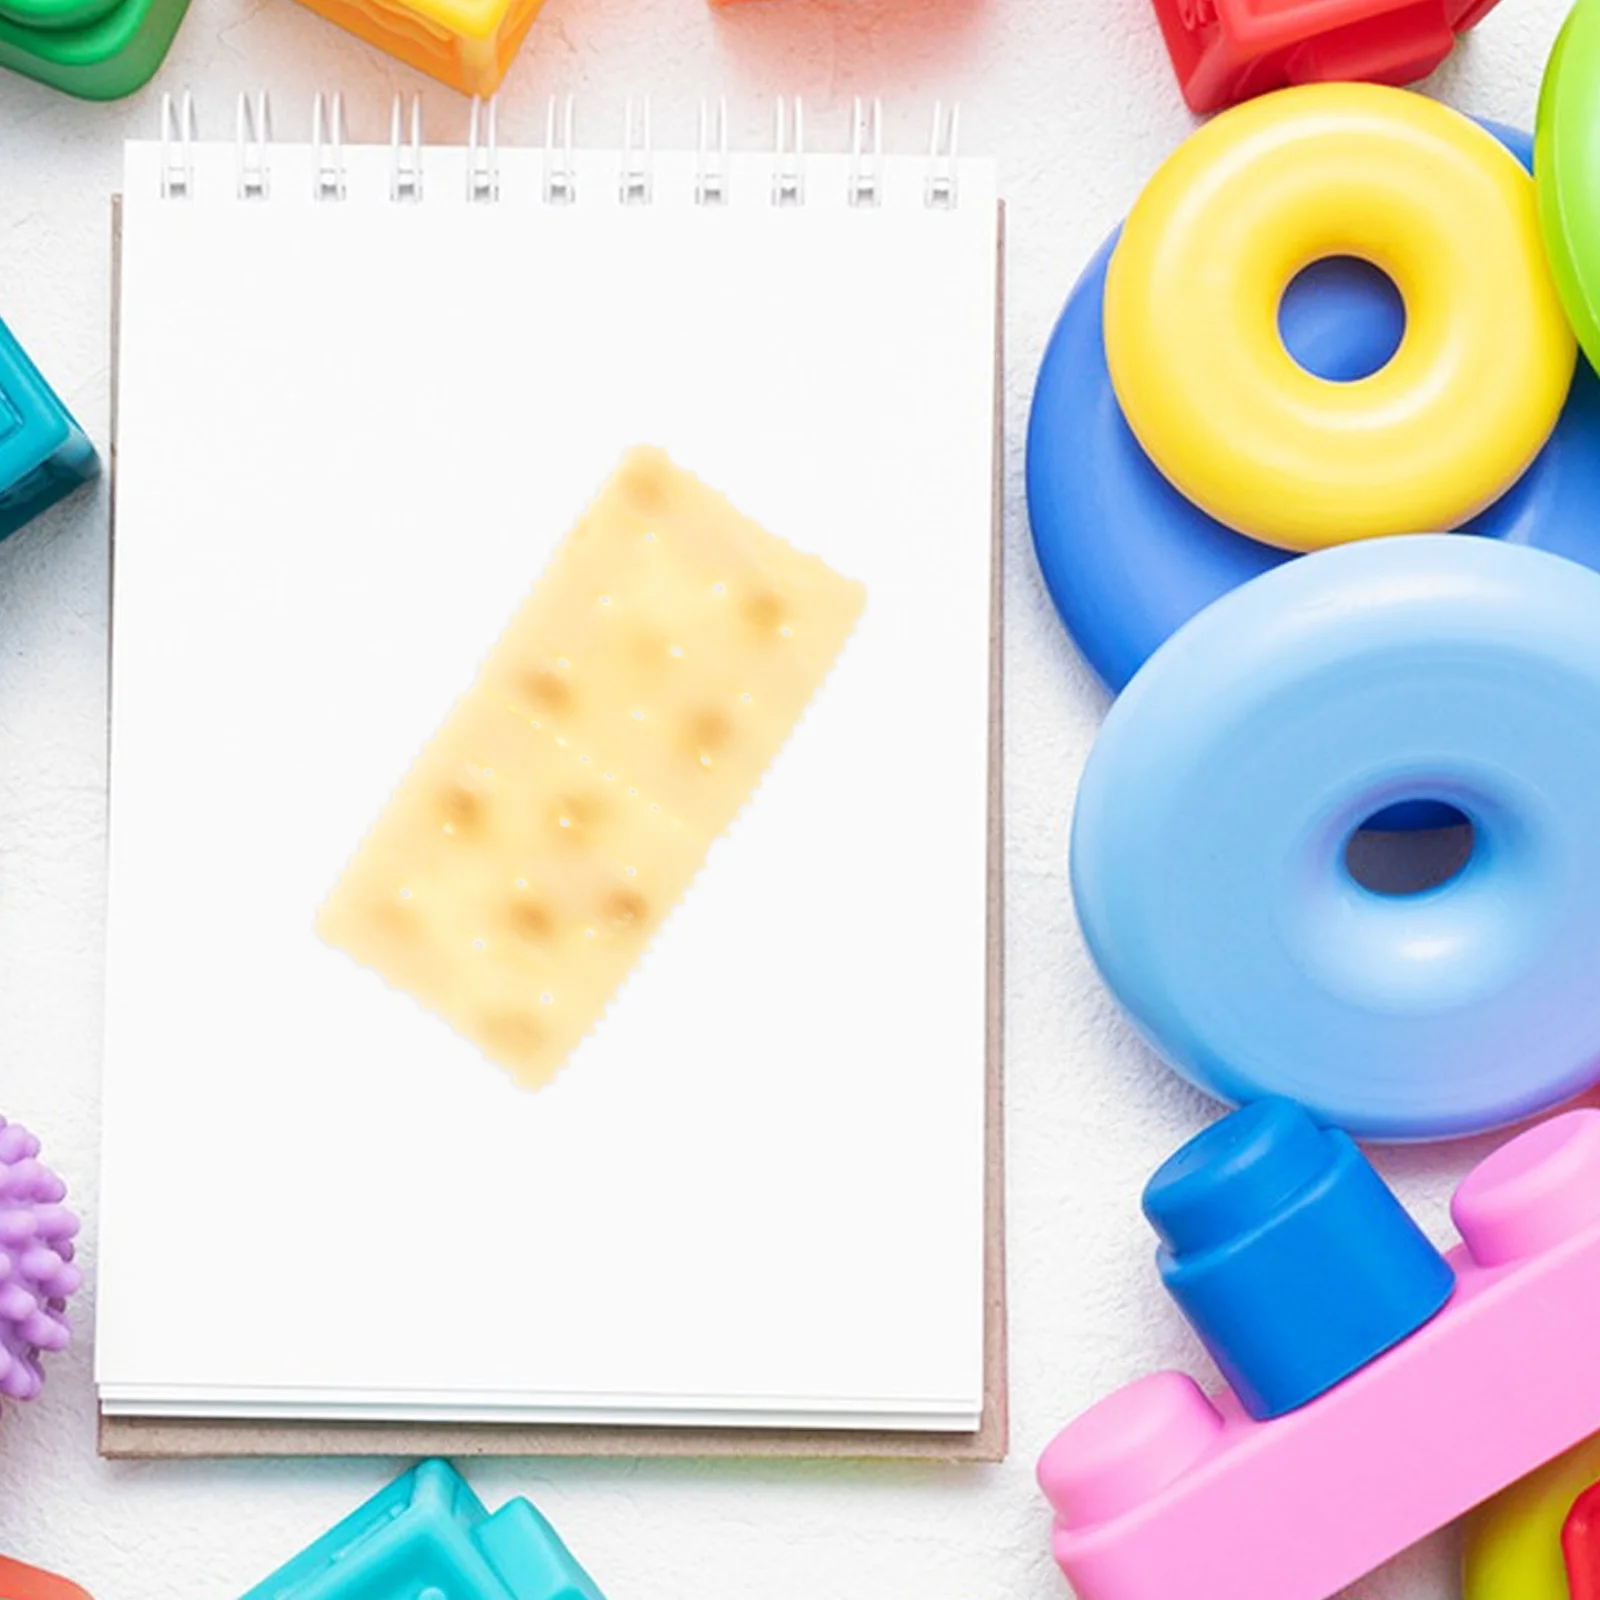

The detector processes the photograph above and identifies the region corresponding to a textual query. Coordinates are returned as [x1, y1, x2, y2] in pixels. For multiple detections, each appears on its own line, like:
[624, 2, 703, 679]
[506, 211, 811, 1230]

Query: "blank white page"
[98, 134, 997, 1427]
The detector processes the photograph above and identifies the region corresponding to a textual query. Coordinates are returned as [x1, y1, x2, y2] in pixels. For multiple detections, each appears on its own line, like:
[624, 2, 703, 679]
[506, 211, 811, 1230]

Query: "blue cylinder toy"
[1142, 1099, 1455, 1420]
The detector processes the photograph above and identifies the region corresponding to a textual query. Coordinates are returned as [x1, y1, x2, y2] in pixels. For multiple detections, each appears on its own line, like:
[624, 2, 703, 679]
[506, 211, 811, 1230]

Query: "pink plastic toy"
[1037, 1110, 1600, 1600]
[0, 1116, 79, 1407]
[1153, 0, 1503, 114]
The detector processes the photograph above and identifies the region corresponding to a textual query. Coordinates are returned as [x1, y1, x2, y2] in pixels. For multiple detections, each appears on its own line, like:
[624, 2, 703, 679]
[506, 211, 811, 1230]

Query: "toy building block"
[0, 320, 96, 538]
[0, 1554, 94, 1600]
[1152, 0, 1503, 114]
[289, 0, 545, 97]
[1461, 1431, 1600, 1600]
[0, 0, 190, 99]
[239, 1459, 605, 1600]
[0, 0, 120, 32]
[1038, 1109, 1600, 1600]
[1143, 1099, 1453, 1419]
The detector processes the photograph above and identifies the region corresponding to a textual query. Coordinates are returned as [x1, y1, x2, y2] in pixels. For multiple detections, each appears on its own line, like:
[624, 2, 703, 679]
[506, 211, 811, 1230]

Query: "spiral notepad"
[96, 94, 1003, 1458]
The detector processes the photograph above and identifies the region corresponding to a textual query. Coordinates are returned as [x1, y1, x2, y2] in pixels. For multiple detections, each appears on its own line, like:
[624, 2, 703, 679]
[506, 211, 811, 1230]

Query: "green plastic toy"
[1537, 0, 1600, 372]
[0, 0, 121, 30]
[0, 0, 189, 99]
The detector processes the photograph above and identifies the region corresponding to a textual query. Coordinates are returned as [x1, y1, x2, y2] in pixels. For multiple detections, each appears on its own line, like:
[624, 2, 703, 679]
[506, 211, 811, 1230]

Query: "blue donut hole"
[1344, 802, 1475, 896]
[1278, 257, 1406, 383]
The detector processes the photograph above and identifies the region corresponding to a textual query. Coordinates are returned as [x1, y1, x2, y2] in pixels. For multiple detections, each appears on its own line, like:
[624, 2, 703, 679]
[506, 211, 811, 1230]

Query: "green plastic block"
[0, 0, 125, 37]
[0, 0, 190, 100]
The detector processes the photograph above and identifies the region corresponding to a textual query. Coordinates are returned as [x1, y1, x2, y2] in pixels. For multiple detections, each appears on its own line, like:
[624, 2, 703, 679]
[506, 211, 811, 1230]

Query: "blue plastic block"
[1142, 1099, 1456, 1420]
[239, 1460, 605, 1600]
[0, 316, 97, 541]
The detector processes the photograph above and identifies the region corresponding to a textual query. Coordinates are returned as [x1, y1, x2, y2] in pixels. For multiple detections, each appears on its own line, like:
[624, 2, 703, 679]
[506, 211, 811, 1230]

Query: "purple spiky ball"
[0, 1116, 80, 1405]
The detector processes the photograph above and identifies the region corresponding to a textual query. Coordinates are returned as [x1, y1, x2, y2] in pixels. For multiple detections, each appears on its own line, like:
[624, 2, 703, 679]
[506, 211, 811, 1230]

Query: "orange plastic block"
[0, 1555, 93, 1600]
[290, 0, 544, 96]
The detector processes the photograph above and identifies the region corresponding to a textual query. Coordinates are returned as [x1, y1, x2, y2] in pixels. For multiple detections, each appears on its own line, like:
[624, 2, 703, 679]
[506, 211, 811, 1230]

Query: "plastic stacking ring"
[1104, 84, 1576, 552]
[1538, 0, 1600, 374]
[1028, 123, 1600, 701]
[1070, 537, 1600, 1142]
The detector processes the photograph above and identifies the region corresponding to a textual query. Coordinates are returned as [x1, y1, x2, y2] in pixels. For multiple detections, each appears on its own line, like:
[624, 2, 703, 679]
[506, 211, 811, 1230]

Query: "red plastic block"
[0, 1555, 92, 1600]
[1564, 1480, 1600, 1600]
[1152, 0, 1504, 113]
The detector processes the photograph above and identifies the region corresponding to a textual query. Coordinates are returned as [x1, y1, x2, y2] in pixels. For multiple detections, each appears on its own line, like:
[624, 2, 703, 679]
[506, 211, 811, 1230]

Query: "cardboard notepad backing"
[98, 112, 1006, 1461]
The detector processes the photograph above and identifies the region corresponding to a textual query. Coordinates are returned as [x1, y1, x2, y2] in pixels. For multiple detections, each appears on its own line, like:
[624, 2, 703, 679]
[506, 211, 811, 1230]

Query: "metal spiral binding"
[312, 92, 347, 202]
[468, 96, 500, 203]
[619, 98, 652, 207]
[159, 90, 196, 199]
[771, 97, 804, 208]
[390, 93, 423, 203]
[849, 97, 883, 209]
[694, 97, 728, 207]
[236, 93, 270, 201]
[925, 101, 960, 210]
[544, 95, 577, 205]
[175, 93, 967, 210]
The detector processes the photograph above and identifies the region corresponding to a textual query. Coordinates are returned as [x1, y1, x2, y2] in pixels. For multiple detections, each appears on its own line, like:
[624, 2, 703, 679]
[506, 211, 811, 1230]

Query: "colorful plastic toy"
[0, 0, 190, 99]
[1103, 85, 1574, 552]
[1566, 1479, 1600, 1600]
[1462, 1431, 1600, 1600]
[1038, 1109, 1600, 1600]
[0, 317, 96, 535]
[0, 1555, 94, 1600]
[0, 1115, 79, 1406]
[1144, 1099, 1453, 1420]
[1153, 0, 1501, 113]
[289, 0, 544, 96]
[1537, 0, 1600, 375]
[0, 0, 120, 31]
[240, 1459, 605, 1600]
[1071, 536, 1600, 1141]
[1028, 123, 1600, 701]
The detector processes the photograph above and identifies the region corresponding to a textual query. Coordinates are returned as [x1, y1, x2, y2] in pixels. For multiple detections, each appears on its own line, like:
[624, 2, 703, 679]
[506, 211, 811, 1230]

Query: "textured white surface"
[0, 0, 1579, 1594]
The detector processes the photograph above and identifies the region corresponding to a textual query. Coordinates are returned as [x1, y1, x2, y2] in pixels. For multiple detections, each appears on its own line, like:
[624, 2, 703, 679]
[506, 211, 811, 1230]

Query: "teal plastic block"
[0, 316, 97, 540]
[240, 1460, 606, 1600]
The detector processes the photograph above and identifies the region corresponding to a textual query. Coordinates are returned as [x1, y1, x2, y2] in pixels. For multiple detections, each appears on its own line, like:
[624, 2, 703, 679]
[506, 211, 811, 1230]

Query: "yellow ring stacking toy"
[1103, 83, 1576, 552]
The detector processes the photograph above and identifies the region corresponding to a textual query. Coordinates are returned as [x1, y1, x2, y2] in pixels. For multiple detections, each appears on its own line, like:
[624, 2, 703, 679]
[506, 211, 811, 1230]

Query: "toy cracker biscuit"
[479, 447, 865, 830]
[318, 447, 866, 1086]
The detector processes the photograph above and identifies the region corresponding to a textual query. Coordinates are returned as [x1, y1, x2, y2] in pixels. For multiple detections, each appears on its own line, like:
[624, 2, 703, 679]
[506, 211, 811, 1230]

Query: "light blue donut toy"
[1070, 537, 1600, 1142]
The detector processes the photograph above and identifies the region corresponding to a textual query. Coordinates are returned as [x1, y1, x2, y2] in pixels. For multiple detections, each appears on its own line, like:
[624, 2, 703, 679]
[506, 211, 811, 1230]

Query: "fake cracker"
[318, 447, 866, 1086]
